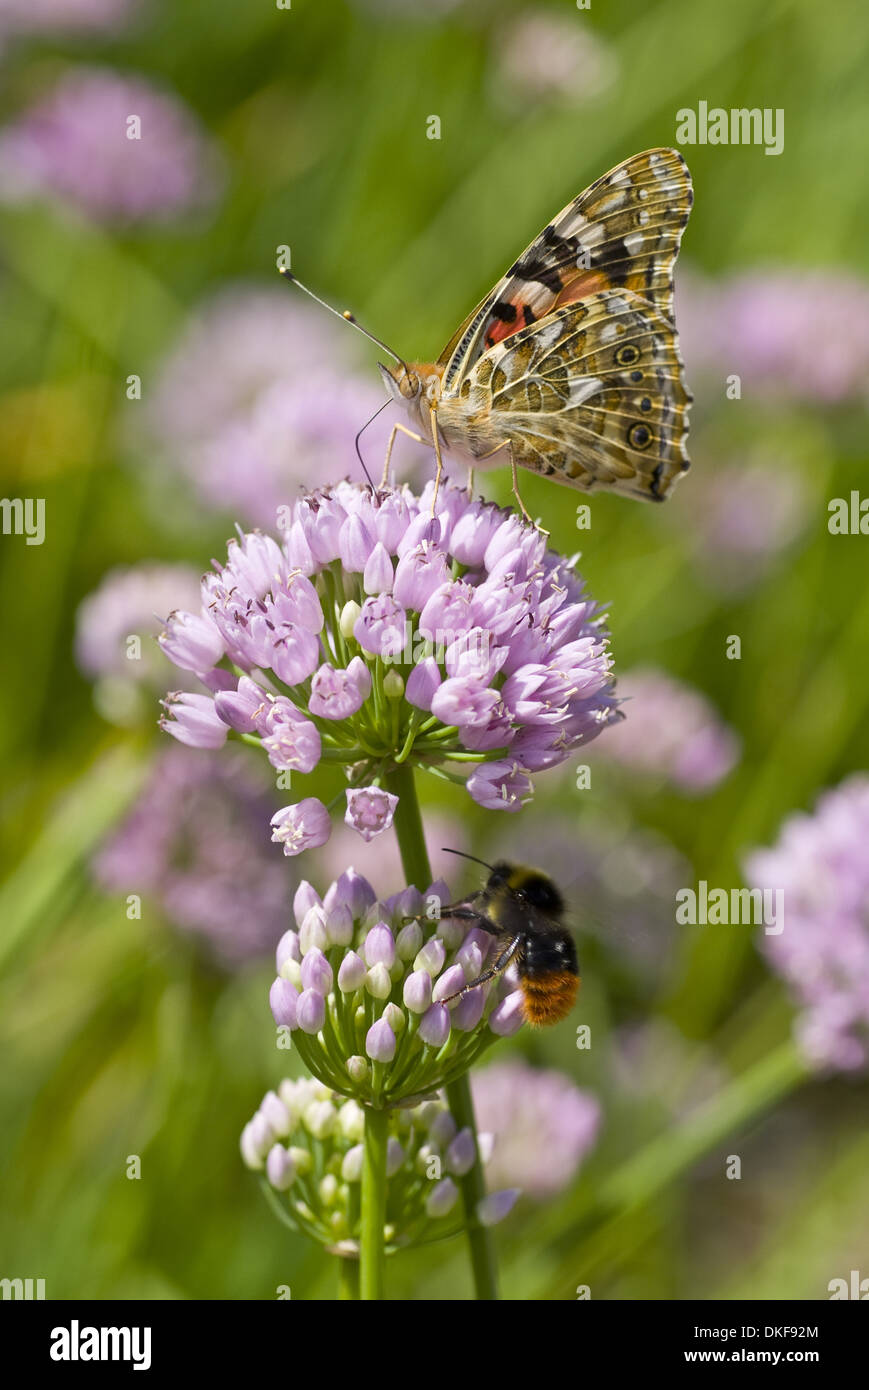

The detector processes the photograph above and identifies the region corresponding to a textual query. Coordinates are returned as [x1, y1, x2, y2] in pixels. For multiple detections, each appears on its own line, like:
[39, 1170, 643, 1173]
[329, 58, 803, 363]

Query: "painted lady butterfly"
[285, 148, 693, 516]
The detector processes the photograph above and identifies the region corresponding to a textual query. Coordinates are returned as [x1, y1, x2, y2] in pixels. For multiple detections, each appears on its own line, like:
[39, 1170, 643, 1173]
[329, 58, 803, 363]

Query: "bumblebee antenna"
[441, 848, 498, 874]
[279, 268, 406, 368]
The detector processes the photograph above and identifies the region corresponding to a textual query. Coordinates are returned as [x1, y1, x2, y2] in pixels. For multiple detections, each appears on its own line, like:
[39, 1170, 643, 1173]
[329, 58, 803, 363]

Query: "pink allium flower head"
[472, 1060, 601, 1198]
[0, 67, 221, 223]
[745, 775, 869, 1072]
[591, 666, 739, 793]
[157, 482, 619, 846]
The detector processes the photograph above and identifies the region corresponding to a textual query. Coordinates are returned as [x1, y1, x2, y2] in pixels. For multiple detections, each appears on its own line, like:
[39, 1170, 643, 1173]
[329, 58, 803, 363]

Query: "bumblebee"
[437, 851, 579, 1026]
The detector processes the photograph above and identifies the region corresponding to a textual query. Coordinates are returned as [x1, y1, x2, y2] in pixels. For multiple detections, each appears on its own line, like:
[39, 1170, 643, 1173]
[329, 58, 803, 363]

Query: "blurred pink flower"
[93, 746, 292, 968]
[590, 667, 740, 794]
[144, 287, 414, 525]
[0, 67, 221, 223]
[745, 775, 869, 1072]
[75, 562, 202, 725]
[676, 269, 869, 404]
[472, 1060, 600, 1198]
[494, 12, 617, 106]
[667, 458, 810, 593]
[0, 0, 138, 40]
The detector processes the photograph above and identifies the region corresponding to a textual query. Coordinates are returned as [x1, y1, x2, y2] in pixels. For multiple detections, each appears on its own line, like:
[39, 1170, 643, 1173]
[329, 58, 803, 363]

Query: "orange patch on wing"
[520, 971, 580, 1027]
[485, 273, 612, 349]
[486, 303, 534, 347]
[554, 271, 611, 307]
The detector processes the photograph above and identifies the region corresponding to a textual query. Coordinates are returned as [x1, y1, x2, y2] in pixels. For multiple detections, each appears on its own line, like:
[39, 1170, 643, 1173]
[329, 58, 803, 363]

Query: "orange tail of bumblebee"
[520, 971, 580, 1027]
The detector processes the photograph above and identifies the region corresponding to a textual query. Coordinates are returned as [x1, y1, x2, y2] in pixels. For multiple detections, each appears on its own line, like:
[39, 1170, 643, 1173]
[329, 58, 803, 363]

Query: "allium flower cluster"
[268, 870, 527, 1107]
[241, 1078, 518, 1253]
[591, 666, 739, 794]
[158, 480, 618, 844]
[745, 775, 869, 1072]
[0, 67, 221, 224]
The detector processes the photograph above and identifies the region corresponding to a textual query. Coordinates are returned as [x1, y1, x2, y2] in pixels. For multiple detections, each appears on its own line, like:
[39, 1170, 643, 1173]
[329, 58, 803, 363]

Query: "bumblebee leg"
[381, 422, 427, 488]
[399, 903, 482, 928]
[439, 934, 523, 1004]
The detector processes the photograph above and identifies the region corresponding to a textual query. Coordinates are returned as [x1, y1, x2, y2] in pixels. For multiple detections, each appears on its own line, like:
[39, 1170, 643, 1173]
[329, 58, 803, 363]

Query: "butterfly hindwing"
[444, 290, 691, 501]
[438, 148, 692, 394]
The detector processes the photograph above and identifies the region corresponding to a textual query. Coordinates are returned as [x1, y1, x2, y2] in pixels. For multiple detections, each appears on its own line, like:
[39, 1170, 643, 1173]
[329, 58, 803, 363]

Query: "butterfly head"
[379, 361, 422, 403]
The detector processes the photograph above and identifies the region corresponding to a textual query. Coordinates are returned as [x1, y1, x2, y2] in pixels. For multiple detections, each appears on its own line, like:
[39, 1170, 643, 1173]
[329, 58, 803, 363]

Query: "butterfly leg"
[429, 404, 445, 516]
[466, 466, 475, 499]
[381, 422, 428, 488]
[438, 934, 523, 1005]
[511, 456, 549, 535]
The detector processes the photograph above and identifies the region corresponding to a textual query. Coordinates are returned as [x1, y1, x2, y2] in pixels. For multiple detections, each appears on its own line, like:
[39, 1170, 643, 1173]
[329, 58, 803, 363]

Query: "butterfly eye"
[628, 423, 652, 450]
[616, 344, 640, 367]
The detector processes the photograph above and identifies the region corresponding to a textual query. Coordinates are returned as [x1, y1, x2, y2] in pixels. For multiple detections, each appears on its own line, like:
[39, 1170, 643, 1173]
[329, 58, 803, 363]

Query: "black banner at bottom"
[0, 1298, 863, 1374]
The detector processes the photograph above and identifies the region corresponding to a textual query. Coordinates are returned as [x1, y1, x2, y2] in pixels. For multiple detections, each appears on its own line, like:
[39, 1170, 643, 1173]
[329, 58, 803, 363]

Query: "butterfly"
[283, 148, 693, 517]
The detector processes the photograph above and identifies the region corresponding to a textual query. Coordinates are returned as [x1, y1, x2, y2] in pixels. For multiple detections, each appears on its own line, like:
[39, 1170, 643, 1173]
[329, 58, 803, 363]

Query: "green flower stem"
[416, 763, 468, 787]
[415, 748, 501, 763]
[443, 1073, 499, 1300]
[359, 1103, 389, 1300]
[383, 762, 500, 1301]
[338, 1258, 360, 1300]
[383, 762, 434, 892]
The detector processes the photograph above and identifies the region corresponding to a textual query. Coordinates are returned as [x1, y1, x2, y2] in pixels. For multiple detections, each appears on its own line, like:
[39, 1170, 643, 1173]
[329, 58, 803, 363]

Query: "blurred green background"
[1, 0, 868, 1300]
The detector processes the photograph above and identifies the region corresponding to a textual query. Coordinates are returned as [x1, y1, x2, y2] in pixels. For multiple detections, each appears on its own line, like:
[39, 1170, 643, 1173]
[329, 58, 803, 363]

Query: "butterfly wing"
[438, 147, 692, 395]
[454, 290, 691, 501]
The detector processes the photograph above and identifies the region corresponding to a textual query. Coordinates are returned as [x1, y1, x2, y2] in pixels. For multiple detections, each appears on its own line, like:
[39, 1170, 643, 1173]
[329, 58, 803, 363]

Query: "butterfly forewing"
[433, 148, 693, 502]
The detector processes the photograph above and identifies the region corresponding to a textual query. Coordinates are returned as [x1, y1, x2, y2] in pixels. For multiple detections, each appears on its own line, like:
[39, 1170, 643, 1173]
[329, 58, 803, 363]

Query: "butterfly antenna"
[279, 268, 406, 368]
[354, 398, 392, 491]
[441, 848, 498, 874]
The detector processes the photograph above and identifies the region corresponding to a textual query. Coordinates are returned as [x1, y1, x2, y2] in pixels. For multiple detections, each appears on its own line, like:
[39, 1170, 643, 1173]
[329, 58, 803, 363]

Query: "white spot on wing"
[568, 376, 605, 407]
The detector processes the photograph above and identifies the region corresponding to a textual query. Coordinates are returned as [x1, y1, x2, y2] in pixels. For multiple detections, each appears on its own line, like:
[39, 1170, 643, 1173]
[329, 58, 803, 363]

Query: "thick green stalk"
[444, 1074, 499, 1300]
[359, 1104, 389, 1300]
[338, 1259, 360, 1299]
[383, 763, 500, 1301]
[383, 762, 432, 890]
